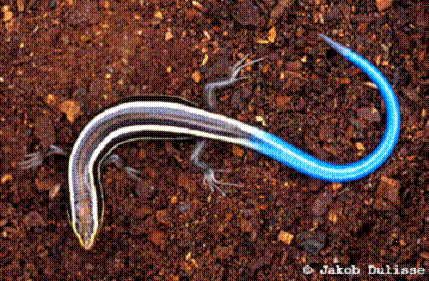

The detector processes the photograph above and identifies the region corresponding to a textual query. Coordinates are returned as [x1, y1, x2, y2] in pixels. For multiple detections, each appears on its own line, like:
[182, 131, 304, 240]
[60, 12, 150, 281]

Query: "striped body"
[68, 35, 400, 249]
[68, 96, 259, 249]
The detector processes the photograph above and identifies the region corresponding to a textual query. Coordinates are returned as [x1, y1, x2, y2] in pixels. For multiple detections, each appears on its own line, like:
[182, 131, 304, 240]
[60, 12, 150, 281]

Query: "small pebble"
[156, 209, 173, 227]
[154, 11, 163, 20]
[296, 26, 305, 37]
[374, 176, 400, 210]
[268, 26, 276, 43]
[3, 10, 13, 22]
[355, 142, 365, 151]
[270, 0, 293, 20]
[311, 192, 332, 216]
[276, 95, 292, 109]
[376, 0, 393, 11]
[191, 70, 201, 83]
[232, 2, 260, 26]
[1, 174, 12, 184]
[232, 145, 244, 157]
[278, 230, 294, 245]
[23, 211, 47, 227]
[59, 100, 83, 123]
[357, 106, 381, 122]
[296, 231, 326, 253]
[35, 177, 60, 192]
[17, 0, 25, 12]
[149, 230, 167, 246]
[165, 28, 173, 41]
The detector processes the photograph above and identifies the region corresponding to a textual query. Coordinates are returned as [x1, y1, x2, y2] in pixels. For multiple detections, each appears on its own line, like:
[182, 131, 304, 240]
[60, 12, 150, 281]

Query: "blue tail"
[248, 34, 400, 182]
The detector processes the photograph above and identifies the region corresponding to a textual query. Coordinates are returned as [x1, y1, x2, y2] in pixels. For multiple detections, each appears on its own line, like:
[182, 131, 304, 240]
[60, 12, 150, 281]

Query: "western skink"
[20, 34, 401, 250]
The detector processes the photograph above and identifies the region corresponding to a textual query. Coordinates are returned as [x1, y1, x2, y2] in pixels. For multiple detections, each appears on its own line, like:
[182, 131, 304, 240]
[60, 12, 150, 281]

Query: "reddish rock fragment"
[149, 230, 167, 247]
[59, 100, 83, 123]
[357, 106, 381, 122]
[270, 0, 293, 21]
[374, 176, 401, 210]
[376, 0, 393, 11]
[275, 95, 292, 109]
[278, 230, 294, 245]
[23, 210, 47, 227]
[232, 2, 260, 26]
[312, 192, 333, 216]
[34, 176, 61, 192]
[156, 209, 173, 227]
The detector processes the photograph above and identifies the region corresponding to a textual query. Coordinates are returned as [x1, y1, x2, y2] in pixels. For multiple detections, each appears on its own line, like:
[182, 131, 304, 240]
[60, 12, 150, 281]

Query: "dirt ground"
[1, 0, 428, 280]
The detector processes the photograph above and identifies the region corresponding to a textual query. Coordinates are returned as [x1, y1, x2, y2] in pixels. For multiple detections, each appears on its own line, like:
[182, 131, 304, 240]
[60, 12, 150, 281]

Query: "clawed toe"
[103, 154, 143, 181]
[203, 55, 263, 110]
[18, 145, 68, 170]
[123, 166, 142, 181]
[18, 151, 44, 169]
[229, 55, 264, 83]
[203, 169, 243, 197]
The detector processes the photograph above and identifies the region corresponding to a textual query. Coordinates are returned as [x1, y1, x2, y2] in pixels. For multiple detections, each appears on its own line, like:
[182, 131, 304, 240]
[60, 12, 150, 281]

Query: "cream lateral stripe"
[85, 167, 98, 246]
[68, 101, 257, 247]
[70, 101, 260, 189]
[72, 101, 258, 142]
[89, 124, 252, 171]
[87, 124, 252, 200]
[60, 35, 401, 249]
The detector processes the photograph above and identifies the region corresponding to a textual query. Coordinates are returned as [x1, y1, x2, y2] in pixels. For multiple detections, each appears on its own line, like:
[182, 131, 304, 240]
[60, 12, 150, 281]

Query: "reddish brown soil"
[1, 0, 428, 280]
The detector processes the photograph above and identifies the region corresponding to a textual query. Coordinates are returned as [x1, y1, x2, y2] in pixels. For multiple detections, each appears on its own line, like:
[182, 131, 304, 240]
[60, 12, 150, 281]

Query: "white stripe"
[88, 124, 251, 176]
[68, 101, 260, 247]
